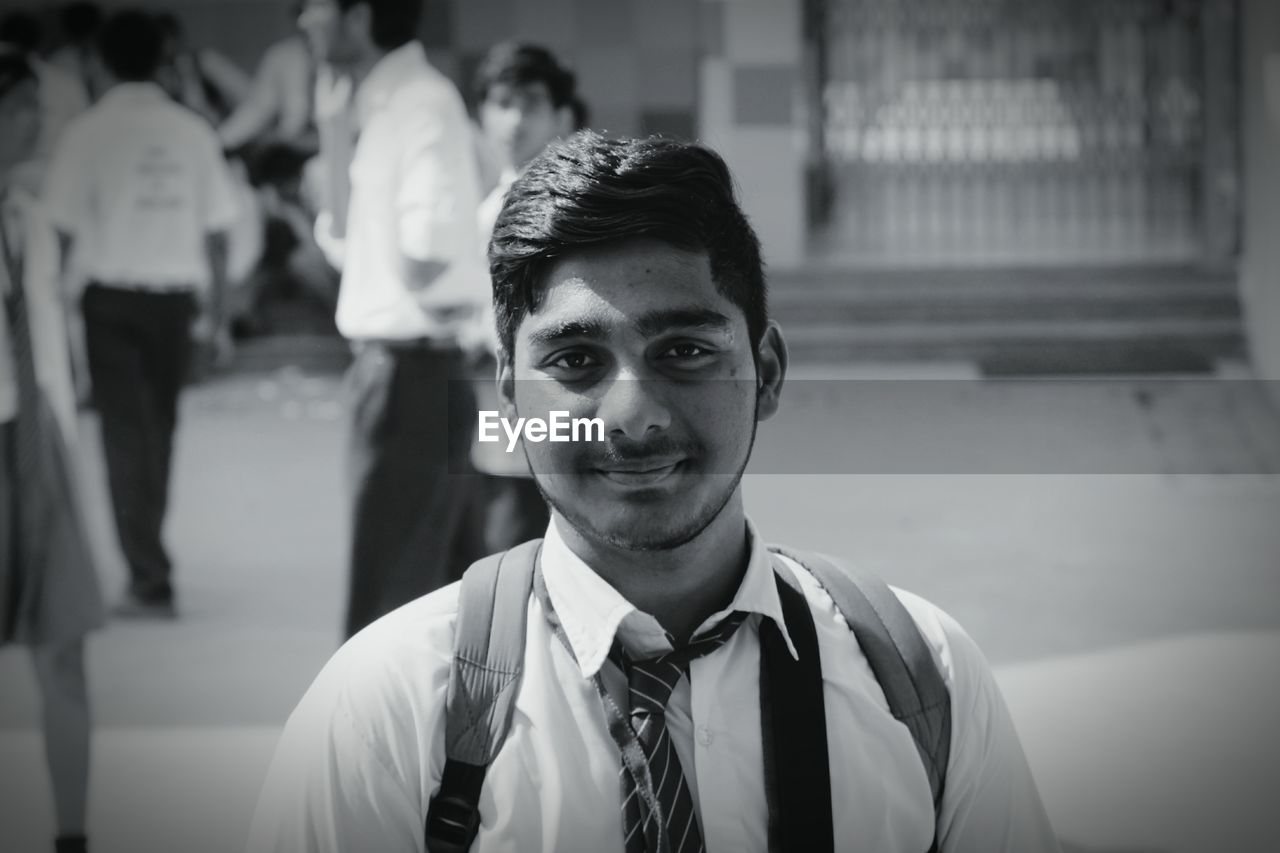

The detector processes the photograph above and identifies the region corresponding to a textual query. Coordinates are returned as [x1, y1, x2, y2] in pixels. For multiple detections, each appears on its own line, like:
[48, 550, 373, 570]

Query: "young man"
[298, 0, 487, 638]
[43, 9, 239, 618]
[466, 43, 580, 554]
[248, 134, 1060, 852]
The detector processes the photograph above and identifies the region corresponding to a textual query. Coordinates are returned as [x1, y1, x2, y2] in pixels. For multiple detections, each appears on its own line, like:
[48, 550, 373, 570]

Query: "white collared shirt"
[317, 42, 485, 341]
[247, 518, 1060, 853]
[42, 82, 239, 290]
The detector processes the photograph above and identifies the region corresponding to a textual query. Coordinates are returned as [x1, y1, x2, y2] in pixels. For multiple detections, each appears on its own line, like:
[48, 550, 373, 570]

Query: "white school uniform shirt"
[314, 42, 485, 342]
[247, 517, 1061, 853]
[42, 82, 239, 291]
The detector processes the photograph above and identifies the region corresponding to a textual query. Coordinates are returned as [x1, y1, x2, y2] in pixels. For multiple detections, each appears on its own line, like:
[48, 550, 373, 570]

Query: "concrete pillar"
[1241, 0, 1280, 385]
[697, 0, 808, 270]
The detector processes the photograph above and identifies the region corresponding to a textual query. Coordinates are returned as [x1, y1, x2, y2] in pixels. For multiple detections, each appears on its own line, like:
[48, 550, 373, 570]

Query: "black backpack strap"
[760, 569, 835, 853]
[425, 540, 542, 853]
[770, 546, 952, 851]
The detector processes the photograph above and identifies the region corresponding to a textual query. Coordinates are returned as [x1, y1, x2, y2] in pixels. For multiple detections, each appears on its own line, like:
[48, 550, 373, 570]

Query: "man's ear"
[755, 321, 787, 422]
[497, 354, 518, 421]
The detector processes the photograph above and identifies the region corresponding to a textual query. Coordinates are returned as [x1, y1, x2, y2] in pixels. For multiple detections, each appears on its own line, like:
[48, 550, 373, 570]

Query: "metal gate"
[805, 0, 1239, 267]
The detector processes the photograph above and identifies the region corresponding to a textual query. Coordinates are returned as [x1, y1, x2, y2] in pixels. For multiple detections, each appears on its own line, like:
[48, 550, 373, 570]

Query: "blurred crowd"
[1, 2, 592, 851]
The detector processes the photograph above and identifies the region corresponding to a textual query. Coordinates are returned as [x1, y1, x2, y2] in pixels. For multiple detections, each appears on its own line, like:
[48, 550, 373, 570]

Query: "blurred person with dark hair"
[0, 53, 103, 853]
[0, 11, 91, 163]
[43, 9, 240, 619]
[48, 2, 104, 102]
[297, 0, 488, 638]
[247, 132, 1060, 853]
[463, 42, 583, 555]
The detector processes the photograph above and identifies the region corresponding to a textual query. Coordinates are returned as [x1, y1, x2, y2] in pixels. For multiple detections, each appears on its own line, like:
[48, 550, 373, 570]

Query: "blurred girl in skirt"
[0, 51, 104, 853]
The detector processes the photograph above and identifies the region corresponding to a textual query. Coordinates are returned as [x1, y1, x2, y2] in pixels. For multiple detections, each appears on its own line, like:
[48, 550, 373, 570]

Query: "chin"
[548, 487, 737, 554]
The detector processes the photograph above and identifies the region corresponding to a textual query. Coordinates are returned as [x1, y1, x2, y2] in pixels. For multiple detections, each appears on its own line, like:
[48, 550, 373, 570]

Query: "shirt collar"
[354, 40, 428, 126]
[99, 81, 168, 105]
[539, 515, 800, 679]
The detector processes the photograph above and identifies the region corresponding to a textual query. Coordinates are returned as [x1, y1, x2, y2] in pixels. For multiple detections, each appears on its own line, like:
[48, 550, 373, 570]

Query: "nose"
[596, 377, 671, 443]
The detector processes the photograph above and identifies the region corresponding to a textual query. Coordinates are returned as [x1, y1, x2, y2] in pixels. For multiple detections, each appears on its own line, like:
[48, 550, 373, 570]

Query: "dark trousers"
[345, 342, 481, 638]
[81, 284, 195, 603]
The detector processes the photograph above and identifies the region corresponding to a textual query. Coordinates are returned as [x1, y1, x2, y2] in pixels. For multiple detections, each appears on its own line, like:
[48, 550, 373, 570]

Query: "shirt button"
[696, 726, 713, 747]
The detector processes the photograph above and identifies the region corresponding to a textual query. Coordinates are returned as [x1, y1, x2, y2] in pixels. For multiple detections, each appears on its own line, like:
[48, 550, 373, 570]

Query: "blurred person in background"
[298, 0, 487, 638]
[0, 11, 91, 163]
[152, 11, 265, 365]
[43, 9, 240, 619]
[218, 2, 316, 154]
[0, 53, 103, 853]
[465, 42, 582, 555]
[217, 4, 332, 339]
[153, 11, 251, 127]
[0, 11, 94, 440]
[48, 2, 104, 103]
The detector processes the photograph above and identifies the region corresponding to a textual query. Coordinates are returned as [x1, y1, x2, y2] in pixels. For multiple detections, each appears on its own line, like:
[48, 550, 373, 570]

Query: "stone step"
[783, 318, 1245, 373]
[769, 266, 1245, 372]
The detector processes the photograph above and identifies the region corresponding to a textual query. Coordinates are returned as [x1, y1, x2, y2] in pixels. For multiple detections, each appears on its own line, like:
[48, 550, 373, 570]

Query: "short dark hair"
[489, 132, 767, 364]
[473, 42, 577, 111]
[0, 53, 36, 101]
[336, 0, 421, 52]
[98, 9, 163, 83]
[0, 12, 43, 53]
[61, 3, 103, 43]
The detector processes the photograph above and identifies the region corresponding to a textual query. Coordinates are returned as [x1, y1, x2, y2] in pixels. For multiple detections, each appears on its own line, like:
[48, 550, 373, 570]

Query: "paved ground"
[2, 366, 1279, 853]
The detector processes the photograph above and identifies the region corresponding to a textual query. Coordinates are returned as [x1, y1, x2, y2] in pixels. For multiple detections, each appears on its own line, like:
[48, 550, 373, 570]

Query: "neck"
[346, 47, 389, 93]
[556, 493, 751, 644]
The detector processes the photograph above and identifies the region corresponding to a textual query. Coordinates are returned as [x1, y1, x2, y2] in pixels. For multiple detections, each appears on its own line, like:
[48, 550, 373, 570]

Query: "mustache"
[587, 436, 701, 466]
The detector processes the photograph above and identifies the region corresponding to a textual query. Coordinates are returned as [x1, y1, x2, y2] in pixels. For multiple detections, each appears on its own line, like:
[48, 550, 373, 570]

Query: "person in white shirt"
[0, 53, 103, 853]
[43, 9, 239, 619]
[298, 0, 488, 638]
[218, 8, 316, 154]
[247, 133, 1062, 852]
[466, 43, 580, 556]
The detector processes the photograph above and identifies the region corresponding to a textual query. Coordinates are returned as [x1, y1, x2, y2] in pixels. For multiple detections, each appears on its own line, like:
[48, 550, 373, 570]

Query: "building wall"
[697, 0, 807, 269]
[1241, 0, 1280, 382]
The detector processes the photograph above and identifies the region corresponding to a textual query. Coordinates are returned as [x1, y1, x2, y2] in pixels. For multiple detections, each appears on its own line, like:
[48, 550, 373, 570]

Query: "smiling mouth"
[595, 460, 684, 487]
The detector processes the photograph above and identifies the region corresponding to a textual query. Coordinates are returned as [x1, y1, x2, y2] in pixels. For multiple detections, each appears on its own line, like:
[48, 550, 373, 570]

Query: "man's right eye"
[546, 351, 601, 372]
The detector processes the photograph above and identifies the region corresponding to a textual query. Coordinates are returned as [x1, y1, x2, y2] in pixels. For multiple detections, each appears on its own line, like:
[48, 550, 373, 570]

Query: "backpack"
[425, 539, 951, 853]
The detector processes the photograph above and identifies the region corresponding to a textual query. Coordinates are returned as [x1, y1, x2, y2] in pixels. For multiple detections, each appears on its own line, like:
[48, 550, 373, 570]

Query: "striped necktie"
[619, 611, 749, 853]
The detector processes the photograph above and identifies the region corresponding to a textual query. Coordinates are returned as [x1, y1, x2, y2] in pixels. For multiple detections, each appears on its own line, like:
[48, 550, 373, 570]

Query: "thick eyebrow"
[525, 319, 610, 349]
[633, 308, 733, 338]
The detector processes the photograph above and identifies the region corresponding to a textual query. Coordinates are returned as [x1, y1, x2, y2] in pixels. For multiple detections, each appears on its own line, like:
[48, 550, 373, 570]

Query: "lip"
[595, 460, 684, 487]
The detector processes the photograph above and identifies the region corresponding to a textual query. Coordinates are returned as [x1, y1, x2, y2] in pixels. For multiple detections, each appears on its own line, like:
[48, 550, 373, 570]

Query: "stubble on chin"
[534, 472, 745, 554]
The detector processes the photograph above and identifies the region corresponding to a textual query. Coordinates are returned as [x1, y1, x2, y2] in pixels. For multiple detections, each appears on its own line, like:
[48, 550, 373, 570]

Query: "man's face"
[297, 0, 361, 65]
[0, 80, 40, 168]
[480, 81, 573, 171]
[501, 239, 779, 552]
